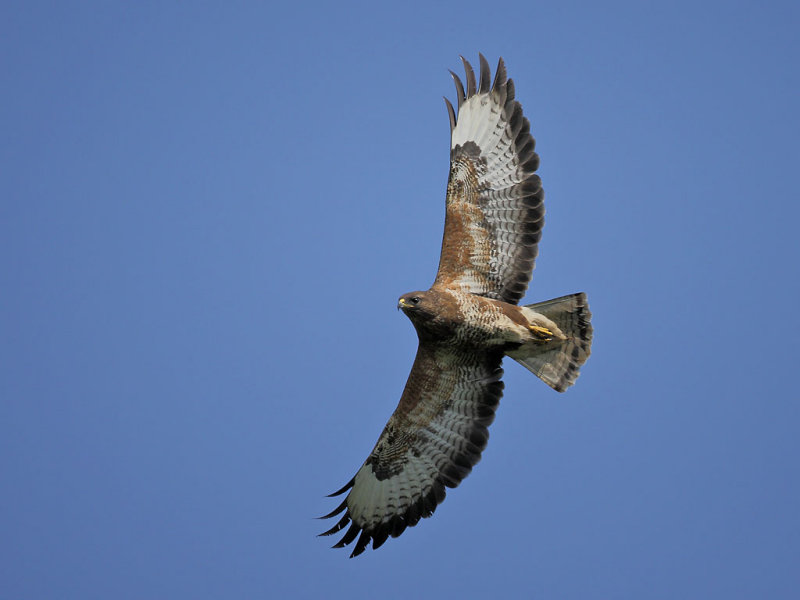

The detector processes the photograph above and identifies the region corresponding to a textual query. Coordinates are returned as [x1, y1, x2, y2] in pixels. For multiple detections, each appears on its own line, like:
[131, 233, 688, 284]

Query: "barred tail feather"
[508, 293, 592, 392]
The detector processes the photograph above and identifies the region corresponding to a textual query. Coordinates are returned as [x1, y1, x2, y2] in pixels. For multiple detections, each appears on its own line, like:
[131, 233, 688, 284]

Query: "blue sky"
[2, 1, 799, 598]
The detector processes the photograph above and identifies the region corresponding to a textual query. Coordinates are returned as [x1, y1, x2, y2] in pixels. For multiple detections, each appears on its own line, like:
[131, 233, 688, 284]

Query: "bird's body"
[400, 289, 563, 349]
[321, 55, 593, 557]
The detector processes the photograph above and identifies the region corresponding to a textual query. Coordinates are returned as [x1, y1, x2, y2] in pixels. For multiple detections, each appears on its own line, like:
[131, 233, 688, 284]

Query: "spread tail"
[507, 293, 593, 392]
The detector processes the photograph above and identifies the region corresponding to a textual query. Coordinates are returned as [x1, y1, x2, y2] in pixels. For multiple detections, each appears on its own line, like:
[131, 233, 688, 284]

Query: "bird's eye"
[411, 296, 421, 305]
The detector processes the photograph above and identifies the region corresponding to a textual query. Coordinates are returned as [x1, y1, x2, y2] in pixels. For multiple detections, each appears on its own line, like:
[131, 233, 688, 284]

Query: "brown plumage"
[320, 55, 593, 557]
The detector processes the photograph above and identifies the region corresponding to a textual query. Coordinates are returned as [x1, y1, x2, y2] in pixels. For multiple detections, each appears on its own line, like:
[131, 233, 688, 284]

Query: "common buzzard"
[320, 55, 593, 557]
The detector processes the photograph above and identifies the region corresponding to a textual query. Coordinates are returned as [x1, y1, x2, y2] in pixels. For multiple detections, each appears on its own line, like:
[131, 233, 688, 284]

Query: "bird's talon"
[530, 325, 554, 340]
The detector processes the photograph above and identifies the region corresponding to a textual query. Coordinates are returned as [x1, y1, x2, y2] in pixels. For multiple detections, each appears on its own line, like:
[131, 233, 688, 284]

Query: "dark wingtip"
[319, 512, 350, 537]
[460, 55, 476, 96]
[449, 69, 466, 107]
[478, 53, 490, 93]
[492, 56, 507, 91]
[326, 478, 355, 497]
[317, 497, 348, 520]
[350, 530, 371, 558]
[444, 96, 456, 132]
[332, 522, 361, 549]
[371, 527, 390, 550]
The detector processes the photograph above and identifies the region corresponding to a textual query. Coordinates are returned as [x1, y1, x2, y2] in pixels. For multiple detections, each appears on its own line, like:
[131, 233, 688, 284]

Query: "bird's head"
[397, 291, 428, 314]
[398, 289, 454, 339]
[398, 291, 437, 332]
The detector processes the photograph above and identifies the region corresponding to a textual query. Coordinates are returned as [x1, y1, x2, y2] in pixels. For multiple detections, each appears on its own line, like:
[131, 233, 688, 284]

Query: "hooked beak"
[397, 298, 408, 310]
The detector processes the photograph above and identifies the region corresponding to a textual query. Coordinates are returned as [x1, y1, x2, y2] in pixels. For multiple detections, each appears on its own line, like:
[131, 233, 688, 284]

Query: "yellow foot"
[529, 325, 554, 341]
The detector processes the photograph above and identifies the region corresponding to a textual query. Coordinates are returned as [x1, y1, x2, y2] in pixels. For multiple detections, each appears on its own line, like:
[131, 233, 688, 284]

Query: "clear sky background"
[2, 1, 798, 598]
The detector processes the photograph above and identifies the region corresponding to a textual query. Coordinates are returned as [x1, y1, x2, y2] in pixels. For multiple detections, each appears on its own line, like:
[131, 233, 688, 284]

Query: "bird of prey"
[320, 55, 592, 557]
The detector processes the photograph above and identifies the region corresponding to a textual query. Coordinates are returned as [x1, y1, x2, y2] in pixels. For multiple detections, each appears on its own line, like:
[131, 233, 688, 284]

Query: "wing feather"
[434, 56, 544, 305]
[461, 55, 477, 96]
[449, 70, 466, 107]
[478, 53, 491, 93]
[443, 96, 456, 133]
[320, 344, 504, 557]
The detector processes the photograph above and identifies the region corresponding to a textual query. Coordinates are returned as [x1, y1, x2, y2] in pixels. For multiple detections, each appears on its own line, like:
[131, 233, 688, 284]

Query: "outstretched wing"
[435, 55, 544, 305]
[320, 344, 504, 557]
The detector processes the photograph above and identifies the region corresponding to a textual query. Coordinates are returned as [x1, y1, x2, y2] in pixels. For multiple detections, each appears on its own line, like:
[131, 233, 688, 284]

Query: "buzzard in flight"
[320, 55, 592, 557]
